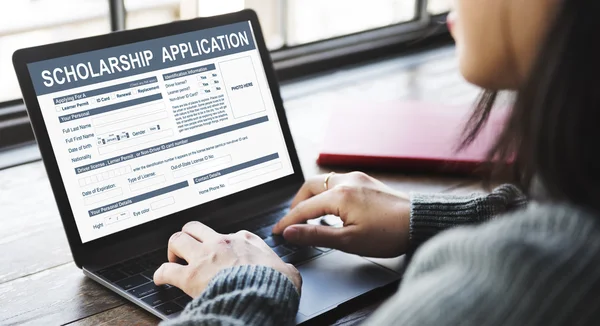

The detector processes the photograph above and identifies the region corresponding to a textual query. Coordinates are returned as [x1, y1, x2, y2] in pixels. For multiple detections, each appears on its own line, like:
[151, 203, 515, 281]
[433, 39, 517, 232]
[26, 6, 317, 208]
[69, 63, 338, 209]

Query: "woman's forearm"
[162, 265, 299, 326]
[409, 184, 527, 251]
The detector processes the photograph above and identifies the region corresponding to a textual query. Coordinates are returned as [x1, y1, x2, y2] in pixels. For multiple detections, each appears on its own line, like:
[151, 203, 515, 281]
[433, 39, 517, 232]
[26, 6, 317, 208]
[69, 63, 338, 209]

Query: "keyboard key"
[316, 247, 333, 253]
[147, 252, 166, 266]
[145, 261, 163, 271]
[253, 226, 274, 239]
[283, 244, 303, 252]
[116, 275, 150, 290]
[175, 295, 193, 307]
[142, 287, 184, 307]
[98, 268, 127, 282]
[282, 248, 322, 264]
[138, 260, 157, 270]
[264, 236, 285, 247]
[155, 301, 183, 315]
[148, 257, 165, 266]
[272, 245, 292, 257]
[121, 263, 145, 275]
[264, 209, 289, 223]
[143, 250, 161, 260]
[142, 270, 156, 280]
[128, 282, 162, 298]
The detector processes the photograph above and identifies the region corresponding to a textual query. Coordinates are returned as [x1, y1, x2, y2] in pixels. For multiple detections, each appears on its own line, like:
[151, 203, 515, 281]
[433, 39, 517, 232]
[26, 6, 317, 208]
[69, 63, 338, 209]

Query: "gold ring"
[324, 172, 335, 191]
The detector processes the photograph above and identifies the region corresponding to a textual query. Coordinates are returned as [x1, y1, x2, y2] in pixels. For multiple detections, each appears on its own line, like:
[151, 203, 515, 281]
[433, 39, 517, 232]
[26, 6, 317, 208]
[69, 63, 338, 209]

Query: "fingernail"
[170, 232, 181, 242]
[283, 226, 299, 240]
[153, 266, 161, 283]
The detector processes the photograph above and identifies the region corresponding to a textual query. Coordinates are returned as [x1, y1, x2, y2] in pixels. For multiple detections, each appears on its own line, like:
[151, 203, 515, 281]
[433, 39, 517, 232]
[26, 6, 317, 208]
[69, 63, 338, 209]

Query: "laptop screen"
[26, 21, 294, 243]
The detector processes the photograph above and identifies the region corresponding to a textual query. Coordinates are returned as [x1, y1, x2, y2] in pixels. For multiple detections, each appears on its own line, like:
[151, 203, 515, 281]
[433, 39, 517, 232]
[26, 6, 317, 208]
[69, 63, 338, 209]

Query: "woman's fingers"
[273, 189, 343, 234]
[153, 262, 188, 288]
[182, 221, 219, 243]
[290, 173, 341, 208]
[289, 176, 322, 209]
[167, 231, 203, 263]
[282, 224, 351, 249]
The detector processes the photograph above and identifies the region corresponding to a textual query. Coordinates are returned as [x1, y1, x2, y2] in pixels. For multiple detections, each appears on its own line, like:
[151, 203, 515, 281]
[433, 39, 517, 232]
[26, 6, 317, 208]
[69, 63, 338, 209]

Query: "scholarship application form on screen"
[27, 21, 294, 243]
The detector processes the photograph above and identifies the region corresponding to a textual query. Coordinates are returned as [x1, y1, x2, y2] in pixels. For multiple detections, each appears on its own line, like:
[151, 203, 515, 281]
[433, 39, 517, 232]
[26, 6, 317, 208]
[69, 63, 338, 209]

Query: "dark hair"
[461, 0, 600, 210]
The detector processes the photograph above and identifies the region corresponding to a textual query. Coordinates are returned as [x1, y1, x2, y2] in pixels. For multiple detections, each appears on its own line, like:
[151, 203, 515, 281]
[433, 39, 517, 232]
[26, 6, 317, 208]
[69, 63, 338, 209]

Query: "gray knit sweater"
[164, 184, 600, 325]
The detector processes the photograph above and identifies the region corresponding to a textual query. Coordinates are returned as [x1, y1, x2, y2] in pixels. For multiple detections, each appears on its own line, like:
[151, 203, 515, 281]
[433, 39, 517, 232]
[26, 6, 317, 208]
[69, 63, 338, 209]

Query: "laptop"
[12, 9, 402, 324]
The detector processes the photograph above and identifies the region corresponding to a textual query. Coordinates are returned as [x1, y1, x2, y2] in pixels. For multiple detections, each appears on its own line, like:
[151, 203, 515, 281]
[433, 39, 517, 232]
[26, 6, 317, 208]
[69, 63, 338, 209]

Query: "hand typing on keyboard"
[272, 171, 411, 258]
[153, 221, 302, 298]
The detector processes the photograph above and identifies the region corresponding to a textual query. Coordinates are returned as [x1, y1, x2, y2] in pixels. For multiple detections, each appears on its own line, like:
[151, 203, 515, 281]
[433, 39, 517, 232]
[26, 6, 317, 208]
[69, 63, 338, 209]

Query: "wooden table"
[0, 46, 485, 325]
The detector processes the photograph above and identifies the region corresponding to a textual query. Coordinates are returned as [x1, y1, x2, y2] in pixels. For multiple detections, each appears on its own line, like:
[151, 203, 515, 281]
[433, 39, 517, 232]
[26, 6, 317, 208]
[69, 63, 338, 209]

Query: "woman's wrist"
[393, 195, 411, 254]
[407, 185, 527, 251]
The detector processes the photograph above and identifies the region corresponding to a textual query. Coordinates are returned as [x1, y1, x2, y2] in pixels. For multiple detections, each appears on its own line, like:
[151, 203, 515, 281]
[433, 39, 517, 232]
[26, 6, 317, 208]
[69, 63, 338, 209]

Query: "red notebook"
[316, 101, 508, 175]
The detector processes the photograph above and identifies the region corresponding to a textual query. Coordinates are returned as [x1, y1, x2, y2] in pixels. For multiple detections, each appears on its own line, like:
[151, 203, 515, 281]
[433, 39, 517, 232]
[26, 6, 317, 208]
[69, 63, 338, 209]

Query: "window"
[428, 0, 452, 15]
[0, 0, 110, 103]
[123, 0, 428, 49]
[124, 0, 286, 50]
[285, 0, 417, 46]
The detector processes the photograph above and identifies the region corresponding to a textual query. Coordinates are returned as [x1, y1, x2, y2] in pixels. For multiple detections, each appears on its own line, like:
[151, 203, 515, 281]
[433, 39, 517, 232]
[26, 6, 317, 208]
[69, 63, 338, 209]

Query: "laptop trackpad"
[296, 250, 400, 318]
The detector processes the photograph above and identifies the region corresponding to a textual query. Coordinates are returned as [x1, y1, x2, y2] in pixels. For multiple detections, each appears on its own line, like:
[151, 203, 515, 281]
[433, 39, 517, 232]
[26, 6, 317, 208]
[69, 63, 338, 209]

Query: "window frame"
[0, 0, 450, 155]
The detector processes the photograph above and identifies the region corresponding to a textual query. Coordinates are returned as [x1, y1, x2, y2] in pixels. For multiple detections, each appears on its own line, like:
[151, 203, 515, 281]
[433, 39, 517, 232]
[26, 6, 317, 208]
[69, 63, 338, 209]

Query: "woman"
[155, 0, 600, 324]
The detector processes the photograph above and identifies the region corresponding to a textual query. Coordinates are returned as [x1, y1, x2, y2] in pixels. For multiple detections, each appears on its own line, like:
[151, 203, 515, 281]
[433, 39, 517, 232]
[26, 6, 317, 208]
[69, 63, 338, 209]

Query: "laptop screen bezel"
[12, 9, 304, 265]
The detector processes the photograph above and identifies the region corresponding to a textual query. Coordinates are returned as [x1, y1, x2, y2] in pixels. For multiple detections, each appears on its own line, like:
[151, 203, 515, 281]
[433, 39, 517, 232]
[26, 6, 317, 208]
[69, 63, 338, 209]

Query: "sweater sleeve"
[161, 265, 299, 326]
[364, 204, 600, 326]
[409, 183, 527, 251]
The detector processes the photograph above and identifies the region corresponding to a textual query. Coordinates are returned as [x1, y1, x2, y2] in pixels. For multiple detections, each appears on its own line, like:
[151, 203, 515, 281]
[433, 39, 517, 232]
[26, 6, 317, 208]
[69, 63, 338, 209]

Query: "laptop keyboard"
[95, 207, 332, 316]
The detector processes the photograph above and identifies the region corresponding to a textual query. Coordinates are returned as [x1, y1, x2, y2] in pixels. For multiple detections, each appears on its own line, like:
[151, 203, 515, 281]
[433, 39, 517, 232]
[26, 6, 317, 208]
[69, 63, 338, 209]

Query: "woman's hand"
[272, 172, 410, 258]
[154, 221, 302, 298]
